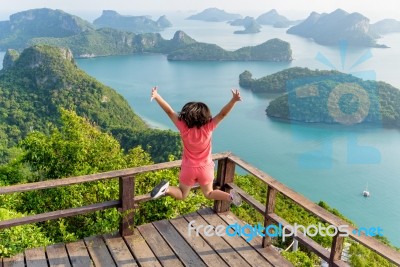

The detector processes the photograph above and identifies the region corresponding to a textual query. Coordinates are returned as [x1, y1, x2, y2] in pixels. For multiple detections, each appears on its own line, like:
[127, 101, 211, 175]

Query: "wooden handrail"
[0, 151, 398, 266]
[0, 152, 231, 195]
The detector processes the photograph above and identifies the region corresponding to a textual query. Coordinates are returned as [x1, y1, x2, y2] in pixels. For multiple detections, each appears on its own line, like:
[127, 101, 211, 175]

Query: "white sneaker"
[230, 189, 242, 206]
[151, 180, 169, 199]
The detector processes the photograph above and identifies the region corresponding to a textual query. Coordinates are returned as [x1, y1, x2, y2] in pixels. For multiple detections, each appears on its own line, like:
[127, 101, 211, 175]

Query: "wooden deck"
[1, 208, 293, 267]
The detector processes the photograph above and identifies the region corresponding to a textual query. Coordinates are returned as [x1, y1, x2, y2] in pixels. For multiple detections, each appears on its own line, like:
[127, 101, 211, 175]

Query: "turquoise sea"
[1, 15, 400, 247]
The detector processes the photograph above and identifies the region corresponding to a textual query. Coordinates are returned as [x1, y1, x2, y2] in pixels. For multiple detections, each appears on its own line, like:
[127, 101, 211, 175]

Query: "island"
[230, 17, 261, 34]
[93, 10, 172, 33]
[370, 19, 400, 35]
[239, 67, 400, 127]
[186, 8, 242, 22]
[286, 9, 386, 47]
[256, 9, 293, 28]
[0, 8, 93, 50]
[167, 38, 292, 61]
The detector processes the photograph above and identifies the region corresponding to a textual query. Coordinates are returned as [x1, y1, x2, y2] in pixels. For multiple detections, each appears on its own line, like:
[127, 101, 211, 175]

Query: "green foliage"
[349, 241, 397, 266]
[21, 109, 126, 179]
[281, 250, 315, 267]
[0, 208, 51, 257]
[111, 127, 182, 163]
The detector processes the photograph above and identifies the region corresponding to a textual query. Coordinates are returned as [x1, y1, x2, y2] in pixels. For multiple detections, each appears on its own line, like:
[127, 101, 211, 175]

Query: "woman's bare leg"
[200, 182, 231, 201]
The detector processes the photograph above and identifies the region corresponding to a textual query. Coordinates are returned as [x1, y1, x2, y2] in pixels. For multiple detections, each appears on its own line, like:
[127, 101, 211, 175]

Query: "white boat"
[363, 183, 370, 197]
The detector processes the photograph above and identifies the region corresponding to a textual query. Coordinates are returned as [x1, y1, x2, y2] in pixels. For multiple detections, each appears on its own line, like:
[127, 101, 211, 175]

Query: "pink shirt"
[174, 119, 217, 167]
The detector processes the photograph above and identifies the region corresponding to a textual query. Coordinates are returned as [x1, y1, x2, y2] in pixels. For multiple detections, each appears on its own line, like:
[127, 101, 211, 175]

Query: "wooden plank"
[25, 247, 48, 267]
[169, 215, 229, 267]
[2, 253, 24, 267]
[103, 233, 137, 267]
[198, 208, 271, 267]
[85, 236, 116, 267]
[0, 152, 230, 195]
[217, 211, 294, 267]
[65, 240, 93, 267]
[137, 222, 184, 267]
[124, 229, 161, 267]
[183, 212, 251, 267]
[46, 243, 71, 267]
[0, 201, 119, 230]
[152, 219, 207, 267]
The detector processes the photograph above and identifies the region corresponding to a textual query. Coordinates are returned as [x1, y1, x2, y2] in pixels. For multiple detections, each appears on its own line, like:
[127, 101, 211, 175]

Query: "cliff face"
[287, 9, 380, 47]
[2, 49, 20, 69]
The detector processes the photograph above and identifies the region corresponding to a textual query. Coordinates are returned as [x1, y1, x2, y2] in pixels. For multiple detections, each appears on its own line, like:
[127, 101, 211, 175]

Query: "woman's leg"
[166, 183, 192, 200]
[200, 182, 231, 201]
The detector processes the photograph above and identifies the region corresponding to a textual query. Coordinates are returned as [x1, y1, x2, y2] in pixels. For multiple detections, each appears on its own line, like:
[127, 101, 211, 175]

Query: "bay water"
[1, 14, 399, 247]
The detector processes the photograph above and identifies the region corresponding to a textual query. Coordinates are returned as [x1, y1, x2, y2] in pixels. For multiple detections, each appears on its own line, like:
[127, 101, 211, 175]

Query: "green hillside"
[0, 45, 181, 162]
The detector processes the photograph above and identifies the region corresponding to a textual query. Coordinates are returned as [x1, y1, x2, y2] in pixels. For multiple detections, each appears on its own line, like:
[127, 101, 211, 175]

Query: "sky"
[0, 0, 399, 22]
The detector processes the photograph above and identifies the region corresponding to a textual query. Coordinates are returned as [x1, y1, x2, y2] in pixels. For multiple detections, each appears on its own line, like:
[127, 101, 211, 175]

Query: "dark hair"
[178, 102, 212, 128]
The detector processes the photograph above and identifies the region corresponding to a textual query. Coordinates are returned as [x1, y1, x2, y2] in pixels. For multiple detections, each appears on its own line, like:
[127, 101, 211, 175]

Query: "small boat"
[362, 183, 370, 197]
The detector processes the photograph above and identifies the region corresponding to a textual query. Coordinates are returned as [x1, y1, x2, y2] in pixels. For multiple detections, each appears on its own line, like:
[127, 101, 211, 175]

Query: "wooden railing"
[0, 152, 399, 266]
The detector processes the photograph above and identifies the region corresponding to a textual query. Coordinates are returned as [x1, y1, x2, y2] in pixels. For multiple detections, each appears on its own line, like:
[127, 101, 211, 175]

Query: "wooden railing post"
[213, 158, 235, 213]
[329, 232, 345, 266]
[119, 175, 135, 236]
[263, 187, 277, 247]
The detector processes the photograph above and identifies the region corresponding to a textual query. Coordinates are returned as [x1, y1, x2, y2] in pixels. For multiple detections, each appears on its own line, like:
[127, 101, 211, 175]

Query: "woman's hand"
[151, 86, 158, 101]
[231, 89, 242, 102]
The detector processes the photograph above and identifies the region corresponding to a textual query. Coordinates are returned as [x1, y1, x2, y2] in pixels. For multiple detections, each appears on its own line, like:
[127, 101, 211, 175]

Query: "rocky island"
[186, 8, 242, 22]
[93, 10, 172, 33]
[256, 9, 294, 28]
[240, 67, 400, 127]
[287, 9, 386, 47]
[230, 17, 261, 34]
